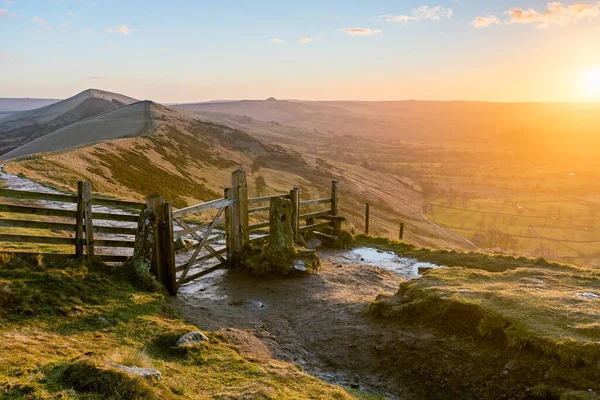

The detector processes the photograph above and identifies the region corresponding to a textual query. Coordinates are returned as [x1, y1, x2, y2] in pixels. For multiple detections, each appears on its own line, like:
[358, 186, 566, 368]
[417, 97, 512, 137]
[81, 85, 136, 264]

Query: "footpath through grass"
[0, 254, 360, 399]
[359, 236, 600, 399]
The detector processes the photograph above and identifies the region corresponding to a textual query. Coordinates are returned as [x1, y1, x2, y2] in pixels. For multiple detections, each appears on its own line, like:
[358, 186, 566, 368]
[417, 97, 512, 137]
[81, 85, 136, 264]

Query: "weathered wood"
[205, 244, 226, 263]
[95, 254, 130, 262]
[91, 212, 139, 223]
[178, 263, 227, 286]
[365, 203, 370, 235]
[178, 206, 226, 284]
[248, 205, 270, 215]
[174, 233, 226, 256]
[331, 180, 339, 216]
[248, 194, 290, 205]
[0, 219, 76, 232]
[0, 188, 77, 203]
[83, 182, 94, 260]
[230, 169, 248, 267]
[76, 182, 84, 258]
[299, 198, 332, 206]
[146, 194, 165, 278]
[249, 221, 270, 231]
[176, 247, 227, 271]
[0, 204, 77, 218]
[314, 231, 339, 241]
[290, 187, 299, 241]
[91, 197, 146, 210]
[94, 239, 136, 248]
[298, 221, 331, 232]
[224, 188, 233, 267]
[173, 218, 226, 239]
[90, 226, 138, 236]
[399, 222, 405, 240]
[161, 202, 177, 295]
[299, 210, 330, 220]
[0, 234, 76, 245]
[172, 198, 233, 219]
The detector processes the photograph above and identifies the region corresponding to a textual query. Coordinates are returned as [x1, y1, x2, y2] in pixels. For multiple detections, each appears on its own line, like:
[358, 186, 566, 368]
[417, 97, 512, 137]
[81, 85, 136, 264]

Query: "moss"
[242, 245, 320, 277]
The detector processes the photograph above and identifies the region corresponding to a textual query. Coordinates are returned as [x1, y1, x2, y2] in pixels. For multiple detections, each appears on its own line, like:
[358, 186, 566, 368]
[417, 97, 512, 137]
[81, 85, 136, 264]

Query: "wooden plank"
[83, 182, 94, 260]
[162, 202, 177, 295]
[248, 194, 290, 205]
[230, 169, 247, 268]
[290, 187, 299, 241]
[90, 225, 137, 236]
[91, 197, 146, 210]
[0, 219, 77, 232]
[0, 204, 76, 218]
[314, 231, 339, 241]
[0, 234, 76, 245]
[95, 254, 130, 263]
[248, 234, 268, 243]
[299, 210, 330, 220]
[178, 262, 227, 286]
[0, 188, 77, 203]
[172, 198, 233, 219]
[249, 221, 270, 231]
[94, 239, 136, 248]
[146, 193, 164, 278]
[224, 188, 232, 268]
[174, 233, 226, 256]
[173, 218, 226, 239]
[205, 244, 226, 263]
[175, 247, 227, 271]
[0, 251, 76, 258]
[299, 198, 331, 206]
[298, 221, 331, 232]
[76, 182, 84, 258]
[248, 205, 270, 215]
[92, 212, 140, 223]
[331, 180, 339, 216]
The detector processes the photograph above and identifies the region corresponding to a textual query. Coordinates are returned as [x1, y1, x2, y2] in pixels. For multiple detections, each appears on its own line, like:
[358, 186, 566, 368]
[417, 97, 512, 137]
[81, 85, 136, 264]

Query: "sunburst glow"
[582, 68, 600, 98]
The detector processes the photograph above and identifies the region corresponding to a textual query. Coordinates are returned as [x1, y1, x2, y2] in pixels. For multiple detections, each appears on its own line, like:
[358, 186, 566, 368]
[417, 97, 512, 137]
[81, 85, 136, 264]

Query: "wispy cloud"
[32, 17, 52, 31]
[78, 28, 93, 35]
[470, 15, 501, 28]
[84, 76, 107, 80]
[473, 2, 600, 29]
[341, 27, 382, 36]
[0, 53, 7, 58]
[67, 11, 75, 17]
[0, 8, 16, 16]
[106, 24, 131, 35]
[376, 6, 452, 23]
[3, 0, 15, 5]
[270, 37, 284, 44]
[298, 33, 323, 44]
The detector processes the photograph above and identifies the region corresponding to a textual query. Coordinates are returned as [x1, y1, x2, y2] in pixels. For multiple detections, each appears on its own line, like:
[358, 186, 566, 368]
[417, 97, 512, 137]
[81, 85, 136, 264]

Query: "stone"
[174, 237, 193, 250]
[98, 316, 109, 324]
[110, 364, 162, 381]
[305, 238, 322, 249]
[133, 209, 158, 266]
[176, 331, 209, 347]
[294, 260, 308, 271]
[266, 197, 294, 251]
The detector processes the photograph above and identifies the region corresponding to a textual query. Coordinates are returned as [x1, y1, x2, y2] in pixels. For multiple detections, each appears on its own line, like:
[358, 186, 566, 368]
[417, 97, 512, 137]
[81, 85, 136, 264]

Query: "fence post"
[231, 169, 248, 267]
[399, 222, 405, 241]
[160, 202, 177, 295]
[75, 181, 84, 258]
[224, 188, 233, 267]
[290, 187, 300, 242]
[83, 182, 94, 260]
[331, 180, 339, 216]
[365, 203, 370, 235]
[146, 193, 165, 277]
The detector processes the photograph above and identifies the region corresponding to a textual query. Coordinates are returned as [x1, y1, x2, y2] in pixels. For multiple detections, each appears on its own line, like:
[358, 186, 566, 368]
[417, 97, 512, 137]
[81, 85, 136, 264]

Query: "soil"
[172, 250, 595, 400]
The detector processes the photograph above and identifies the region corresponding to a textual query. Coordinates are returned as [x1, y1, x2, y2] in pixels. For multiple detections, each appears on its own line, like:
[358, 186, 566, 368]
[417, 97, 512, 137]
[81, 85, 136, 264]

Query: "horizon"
[1, 1, 600, 102]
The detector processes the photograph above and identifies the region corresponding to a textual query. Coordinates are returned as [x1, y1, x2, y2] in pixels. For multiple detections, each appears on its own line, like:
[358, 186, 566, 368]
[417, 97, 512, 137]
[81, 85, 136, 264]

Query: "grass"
[0, 253, 361, 399]
[361, 236, 600, 396]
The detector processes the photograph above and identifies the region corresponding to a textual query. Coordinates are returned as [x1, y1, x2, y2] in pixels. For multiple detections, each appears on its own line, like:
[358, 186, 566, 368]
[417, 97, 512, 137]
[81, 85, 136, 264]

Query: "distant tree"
[255, 175, 267, 196]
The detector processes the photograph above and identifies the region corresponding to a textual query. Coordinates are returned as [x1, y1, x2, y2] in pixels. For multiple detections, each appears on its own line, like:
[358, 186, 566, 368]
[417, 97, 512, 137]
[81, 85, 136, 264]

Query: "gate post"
[146, 193, 165, 278]
[160, 202, 177, 295]
[231, 169, 248, 267]
[290, 187, 300, 242]
[83, 182, 94, 260]
[224, 188, 233, 267]
[75, 181, 84, 258]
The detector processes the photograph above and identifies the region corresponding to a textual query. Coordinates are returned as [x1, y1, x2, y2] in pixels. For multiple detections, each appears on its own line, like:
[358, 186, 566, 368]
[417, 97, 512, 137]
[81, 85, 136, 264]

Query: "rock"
[174, 236, 193, 250]
[266, 197, 294, 251]
[176, 331, 209, 347]
[98, 316, 109, 324]
[305, 238, 322, 249]
[110, 364, 162, 381]
[133, 209, 158, 266]
[418, 266, 434, 275]
[294, 260, 308, 271]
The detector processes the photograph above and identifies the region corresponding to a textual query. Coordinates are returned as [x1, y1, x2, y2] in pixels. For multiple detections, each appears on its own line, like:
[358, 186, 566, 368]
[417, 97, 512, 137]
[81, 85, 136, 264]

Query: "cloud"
[298, 33, 323, 44]
[0, 53, 7, 58]
[0, 8, 16, 16]
[78, 28, 93, 35]
[84, 76, 107, 80]
[377, 5, 452, 23]
[31, 17, 52, 31]
[506, 1, 600, 28]
[106, 24, 131, 35]
[470, 15, 501, 28]
[270, 37, 284, 44]
[3, 0, 14, 4]
[341, 27, 382, 36]
[67, 11, 75, 17]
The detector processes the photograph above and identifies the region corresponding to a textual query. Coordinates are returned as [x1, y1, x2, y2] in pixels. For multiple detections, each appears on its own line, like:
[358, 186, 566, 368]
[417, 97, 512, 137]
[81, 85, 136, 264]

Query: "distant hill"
[0, 97, 60, 113]
[0, 89, 137, 155]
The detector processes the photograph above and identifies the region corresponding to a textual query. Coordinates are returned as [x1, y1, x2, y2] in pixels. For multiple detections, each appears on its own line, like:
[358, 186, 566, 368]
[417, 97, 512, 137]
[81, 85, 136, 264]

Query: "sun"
[582, 68, 600, 98]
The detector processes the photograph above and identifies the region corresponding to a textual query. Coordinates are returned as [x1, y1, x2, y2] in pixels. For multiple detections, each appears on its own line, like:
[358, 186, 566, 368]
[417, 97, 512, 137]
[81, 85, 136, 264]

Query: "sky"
[1, 0, 600, 102]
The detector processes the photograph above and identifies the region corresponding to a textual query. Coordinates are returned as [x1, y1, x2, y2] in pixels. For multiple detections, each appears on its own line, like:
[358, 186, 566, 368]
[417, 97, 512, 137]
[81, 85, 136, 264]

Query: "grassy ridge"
[0, 254, 357, 399]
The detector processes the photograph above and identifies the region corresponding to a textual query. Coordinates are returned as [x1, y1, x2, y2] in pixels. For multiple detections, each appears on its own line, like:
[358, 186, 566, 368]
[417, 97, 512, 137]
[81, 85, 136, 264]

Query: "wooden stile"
[83, 182, 94, 260]
[76, 181, 84, 258]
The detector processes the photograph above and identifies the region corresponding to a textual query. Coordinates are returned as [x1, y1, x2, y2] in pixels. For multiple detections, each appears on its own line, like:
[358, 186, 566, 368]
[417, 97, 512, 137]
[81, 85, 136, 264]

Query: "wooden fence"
[0, 183, 145, 262]
[0, 170, 344, 295]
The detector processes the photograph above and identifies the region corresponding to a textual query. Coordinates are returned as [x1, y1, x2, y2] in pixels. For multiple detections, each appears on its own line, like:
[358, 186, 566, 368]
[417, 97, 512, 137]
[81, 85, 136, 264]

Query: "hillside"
[0, 89, 137, 155]
[0, 97, 59, 113]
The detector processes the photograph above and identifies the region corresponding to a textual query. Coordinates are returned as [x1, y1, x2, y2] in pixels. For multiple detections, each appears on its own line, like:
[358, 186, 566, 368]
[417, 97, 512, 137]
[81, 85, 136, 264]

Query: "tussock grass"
[0, 254, 357, 399]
